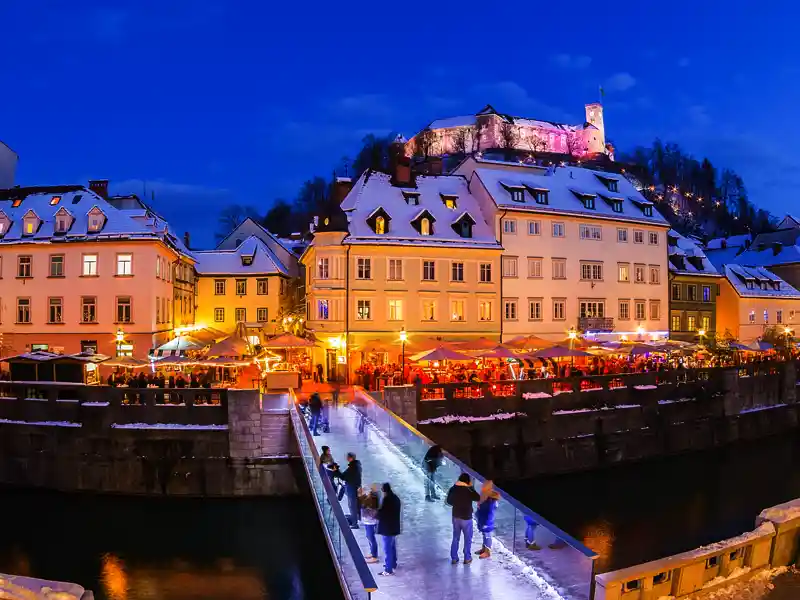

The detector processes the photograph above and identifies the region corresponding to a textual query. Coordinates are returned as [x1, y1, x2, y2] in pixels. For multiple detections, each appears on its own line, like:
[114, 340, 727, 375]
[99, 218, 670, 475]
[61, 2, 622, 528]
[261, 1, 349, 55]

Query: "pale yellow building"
[302, 170, 502, 381]
[716, 264, 800, 342]
[455, 156, 671, 341]
[194, 235, 293, 336]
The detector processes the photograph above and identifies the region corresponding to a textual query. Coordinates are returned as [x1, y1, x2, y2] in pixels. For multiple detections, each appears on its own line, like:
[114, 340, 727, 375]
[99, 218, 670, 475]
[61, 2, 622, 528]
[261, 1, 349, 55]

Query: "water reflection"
[505, 431, 800, 573]
[0, 488, 339, 600]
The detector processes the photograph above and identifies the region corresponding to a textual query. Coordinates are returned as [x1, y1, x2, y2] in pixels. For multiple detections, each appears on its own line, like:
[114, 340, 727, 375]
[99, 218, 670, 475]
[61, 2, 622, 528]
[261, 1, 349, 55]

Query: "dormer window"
[452, 213, 476, 239]
[511, 189, 525, 203]
[643, 206, 653, 217]
[54, 207, 73, 235]
[746, 281, 754, 290]
[411, 209, 436, 236]
[241, 255, 254, 266]
[50, 196, 61, 206]
[71, 194, 83, 205]
[87, 207, 107, 233]
[573, 191, 596, 210]
[441, 194, 458, 210]
[366, 207, 391, 235]
[596, 174, 619, 192]
[402, 191, 420, 206]
[773, 282, 780, 291]
[0, 211, 10, 237]
[527, 187, 549, 205]
[22, 210, 40, 237]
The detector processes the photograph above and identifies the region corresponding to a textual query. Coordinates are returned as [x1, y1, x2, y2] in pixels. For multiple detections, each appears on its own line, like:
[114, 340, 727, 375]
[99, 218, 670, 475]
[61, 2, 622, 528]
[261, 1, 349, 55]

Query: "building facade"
[455, 156, 670, 342]
[717, 265, 800, 341]
[667, 230, 722, 342]
[302, 168, 502, 381]
[407, 102, 609, 158]
[0, 185, 194, 358]
[0, 141, 17, 189]
[194, 235, 293, 336]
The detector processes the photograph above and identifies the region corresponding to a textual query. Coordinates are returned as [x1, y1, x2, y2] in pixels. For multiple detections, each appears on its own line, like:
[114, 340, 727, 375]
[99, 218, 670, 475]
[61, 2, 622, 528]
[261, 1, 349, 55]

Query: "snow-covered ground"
[311, 404, 565, 600]
[691, 566, 799, 600]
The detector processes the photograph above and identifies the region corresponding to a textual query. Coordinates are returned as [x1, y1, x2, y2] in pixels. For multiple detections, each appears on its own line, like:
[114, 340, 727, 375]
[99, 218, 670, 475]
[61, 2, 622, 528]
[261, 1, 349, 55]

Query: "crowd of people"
[106, 369, 216, 389]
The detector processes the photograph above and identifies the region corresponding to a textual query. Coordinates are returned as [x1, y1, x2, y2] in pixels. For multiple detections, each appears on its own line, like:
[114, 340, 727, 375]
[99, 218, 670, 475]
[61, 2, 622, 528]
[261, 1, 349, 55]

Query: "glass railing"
[351, 391, 598, 600]
[289, 402, 378, 600]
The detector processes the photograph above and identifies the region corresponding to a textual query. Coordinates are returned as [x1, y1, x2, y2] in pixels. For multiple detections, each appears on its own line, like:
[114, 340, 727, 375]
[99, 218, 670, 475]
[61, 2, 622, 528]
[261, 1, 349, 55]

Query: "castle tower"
[584, 103, 606, 154]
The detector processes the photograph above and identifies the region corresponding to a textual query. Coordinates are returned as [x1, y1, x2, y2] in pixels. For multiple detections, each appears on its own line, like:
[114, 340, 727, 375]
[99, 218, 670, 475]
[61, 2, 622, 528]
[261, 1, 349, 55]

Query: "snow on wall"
[417, 412, 526, 425]
[758, 498, 800, 525]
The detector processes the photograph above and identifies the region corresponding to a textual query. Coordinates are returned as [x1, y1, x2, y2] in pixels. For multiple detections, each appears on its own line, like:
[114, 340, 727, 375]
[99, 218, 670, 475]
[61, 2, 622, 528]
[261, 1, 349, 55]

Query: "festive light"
[698, 329, 706, 337]
[636, 326, 645, 335]
[399, 328, 407, 343]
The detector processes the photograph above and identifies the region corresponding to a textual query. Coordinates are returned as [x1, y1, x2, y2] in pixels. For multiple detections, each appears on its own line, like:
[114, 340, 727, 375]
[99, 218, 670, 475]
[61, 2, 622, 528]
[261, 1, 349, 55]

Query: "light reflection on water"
[0, 489, 337, 600]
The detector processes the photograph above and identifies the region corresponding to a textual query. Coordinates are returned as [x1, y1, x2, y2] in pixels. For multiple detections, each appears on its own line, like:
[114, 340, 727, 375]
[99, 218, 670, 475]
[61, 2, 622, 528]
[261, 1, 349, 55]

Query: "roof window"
[50, 196, 61, 206]
[402, 191, 420, 206]
[441, 194, 458, 210]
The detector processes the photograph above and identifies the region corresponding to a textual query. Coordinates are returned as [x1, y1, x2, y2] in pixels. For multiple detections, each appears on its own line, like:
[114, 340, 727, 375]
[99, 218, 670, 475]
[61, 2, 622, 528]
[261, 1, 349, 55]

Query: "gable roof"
[724, 264, 800, 299]
[194, 235, 289, 276]
[339, 171, 500, 249]
[216, 217, 296, 256]
[472, 164, 669, 226]
[667, 229, 720, 276]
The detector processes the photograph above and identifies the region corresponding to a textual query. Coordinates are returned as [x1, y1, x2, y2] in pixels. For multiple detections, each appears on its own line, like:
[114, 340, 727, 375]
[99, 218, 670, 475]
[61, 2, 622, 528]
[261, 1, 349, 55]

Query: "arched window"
[375, 215, 386, 234]
[420, 218, 431, 236]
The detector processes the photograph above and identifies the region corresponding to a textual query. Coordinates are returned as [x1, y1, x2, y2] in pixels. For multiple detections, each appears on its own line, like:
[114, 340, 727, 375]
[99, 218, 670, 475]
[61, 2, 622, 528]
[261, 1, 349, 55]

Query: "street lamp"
[698, 329, 706, 347]
[115, 328, 124, 357]
[399, 327, 407, 384]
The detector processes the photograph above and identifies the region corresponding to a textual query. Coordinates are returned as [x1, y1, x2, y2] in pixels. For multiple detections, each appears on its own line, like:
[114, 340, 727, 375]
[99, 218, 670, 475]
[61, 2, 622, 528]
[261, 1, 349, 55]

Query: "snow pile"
[658, 397, 695, 405]
[82, 401, 110, 406]
[740, 404, 787, 414]
[418, 412, 525, 425]
[553, 389, 573, 395]
[703, 566, 794, 600]
[758, 498, 800, 524]
[685, 522, 775, 558]
[582, 387, 604, 392]
[703, 566, 752, 590]
[553, 404, 640, 415]
[0, 418, 81, 427]
[111, 423, 228, 430]
[522, 392, 552, 399]
[635, 385, 658, 390]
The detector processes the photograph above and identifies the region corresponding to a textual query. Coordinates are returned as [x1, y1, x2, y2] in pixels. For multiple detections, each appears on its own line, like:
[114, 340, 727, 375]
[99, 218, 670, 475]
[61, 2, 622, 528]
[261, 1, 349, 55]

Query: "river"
[504, 431, 800, 574]
[0, 488, 343, 600]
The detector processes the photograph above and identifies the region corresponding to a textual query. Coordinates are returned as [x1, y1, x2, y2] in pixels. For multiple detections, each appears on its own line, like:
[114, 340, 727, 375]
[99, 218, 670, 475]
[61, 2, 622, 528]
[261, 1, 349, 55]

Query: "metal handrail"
[354, 388, 598, 560]
[289, 398, 378, 598]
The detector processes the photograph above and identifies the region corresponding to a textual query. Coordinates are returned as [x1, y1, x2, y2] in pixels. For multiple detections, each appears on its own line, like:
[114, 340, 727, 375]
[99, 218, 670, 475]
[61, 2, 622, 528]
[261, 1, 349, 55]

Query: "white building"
[455, 156, 671, 341]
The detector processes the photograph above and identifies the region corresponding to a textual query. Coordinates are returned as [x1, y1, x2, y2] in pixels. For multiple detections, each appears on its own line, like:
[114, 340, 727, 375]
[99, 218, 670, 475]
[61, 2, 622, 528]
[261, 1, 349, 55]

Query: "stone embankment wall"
[0, 383, 299, 496]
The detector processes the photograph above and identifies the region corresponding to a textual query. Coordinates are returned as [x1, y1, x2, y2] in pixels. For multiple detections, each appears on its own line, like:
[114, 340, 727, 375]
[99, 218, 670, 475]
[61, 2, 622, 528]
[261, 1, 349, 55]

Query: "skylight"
[50, 196, 61, 206]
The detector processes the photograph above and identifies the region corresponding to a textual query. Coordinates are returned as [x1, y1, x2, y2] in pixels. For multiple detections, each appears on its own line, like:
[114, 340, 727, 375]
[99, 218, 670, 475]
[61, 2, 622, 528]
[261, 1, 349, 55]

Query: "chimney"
[333, 177, 354, 204]
[88, 179, 109, 199]
[183, 231, 191, 249]
[427, 157, 443, 176]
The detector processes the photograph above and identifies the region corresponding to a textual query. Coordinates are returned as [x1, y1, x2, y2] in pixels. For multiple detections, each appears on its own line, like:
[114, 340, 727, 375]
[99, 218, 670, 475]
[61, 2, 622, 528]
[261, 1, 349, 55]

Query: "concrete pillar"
[722, 369, 743, 416]
[227, 389, 263, 459]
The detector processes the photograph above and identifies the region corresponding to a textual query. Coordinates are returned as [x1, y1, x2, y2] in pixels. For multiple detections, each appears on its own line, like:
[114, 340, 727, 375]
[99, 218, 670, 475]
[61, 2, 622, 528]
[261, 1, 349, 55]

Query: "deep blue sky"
[2, 1, 797, 248]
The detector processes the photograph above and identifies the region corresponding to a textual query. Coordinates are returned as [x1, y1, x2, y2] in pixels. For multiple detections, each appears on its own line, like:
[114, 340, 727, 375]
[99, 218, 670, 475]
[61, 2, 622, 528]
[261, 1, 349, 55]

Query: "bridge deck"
[311, 403, 557, 600]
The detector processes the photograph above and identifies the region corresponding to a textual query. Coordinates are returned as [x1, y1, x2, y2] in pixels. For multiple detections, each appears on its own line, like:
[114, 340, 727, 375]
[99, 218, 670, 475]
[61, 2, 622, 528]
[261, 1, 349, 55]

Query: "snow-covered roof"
[428, 115, 476, 129]
[667, 230, 720, 276]
[723, 264, 800, 299]
[705, 233, 752, 250]
[777, 214, 800, 230]
[194, 235, 289, 276]
[0, 187, 191, 258]
[339, 171, 500, 249]
[726, 229, 800, 268]
[472, 165, 669, 226]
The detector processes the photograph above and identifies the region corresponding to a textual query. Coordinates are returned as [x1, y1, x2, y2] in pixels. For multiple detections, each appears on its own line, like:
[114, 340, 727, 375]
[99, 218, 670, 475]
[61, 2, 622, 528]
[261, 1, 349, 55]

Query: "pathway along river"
[505, 430, 800, 574]
[2, 432, 799, 598]
[0, 489, 342, 600]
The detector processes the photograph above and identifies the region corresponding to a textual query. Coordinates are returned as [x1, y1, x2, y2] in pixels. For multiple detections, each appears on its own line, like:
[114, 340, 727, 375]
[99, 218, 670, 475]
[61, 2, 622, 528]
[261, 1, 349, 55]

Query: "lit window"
[375, 215, 386, 234]
[687, 315, 697, 330]
[82, 254, 98, 276]
[702, 315, 710, 331]
[214, 280, 226, 295]
[580, 301, 605, 318]
[618, 263, 630, 282]
[11, 198, 22, 208]
[672, 314, 682, 331]
[442, 195, 457, 209]
[318, 299, 330, 320]
[479, 300, 492, 321]
[50, 196, 61, 206]
[420, 218, 432, 236]
[749, 311, 755, 324]
[214, 307, 225, 322]
[356, 299, 372, 320]
[257, 307, 268, 322]
[117, 297, 132, 323]
[87, 208, 106, 233]
[422, 300, 436, 321]
[116, 253, 132, 276]
[451, 299, 465, 321]
[318, 257, 330, 279]
[388, 299, 403, 321]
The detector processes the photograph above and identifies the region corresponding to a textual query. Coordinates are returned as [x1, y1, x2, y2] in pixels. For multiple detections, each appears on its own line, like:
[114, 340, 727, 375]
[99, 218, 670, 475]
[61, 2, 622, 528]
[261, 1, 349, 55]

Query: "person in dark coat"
[176, 374, 186, 388]
[136, 371, 147, 388]
[475, 480, 500, 559]
[423, 445, 444, 501]
[308, 392, 323, 436]
[446, 473, 480, 564]
[337, 452, 362, 528]
[377, 482, 401, 576]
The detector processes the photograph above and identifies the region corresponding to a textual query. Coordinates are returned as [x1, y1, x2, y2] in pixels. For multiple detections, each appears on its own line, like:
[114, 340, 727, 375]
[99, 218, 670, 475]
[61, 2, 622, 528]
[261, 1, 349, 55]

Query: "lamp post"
[698, 329, 706, 347]
[400, 327, 407, 384]
[115, 328, 124, 357]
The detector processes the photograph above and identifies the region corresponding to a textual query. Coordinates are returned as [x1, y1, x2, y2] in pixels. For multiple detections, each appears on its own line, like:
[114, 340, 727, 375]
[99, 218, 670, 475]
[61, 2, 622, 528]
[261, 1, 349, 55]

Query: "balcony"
[579, 317, 615, 332]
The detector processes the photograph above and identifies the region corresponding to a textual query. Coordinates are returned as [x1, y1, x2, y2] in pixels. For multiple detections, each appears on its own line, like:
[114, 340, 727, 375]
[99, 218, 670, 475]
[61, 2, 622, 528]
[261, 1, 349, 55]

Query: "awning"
[261, 333, 315, 348]
[154, 336, 206, 356]
[411, 346, 475, 362]
[205, 335, 251, 358]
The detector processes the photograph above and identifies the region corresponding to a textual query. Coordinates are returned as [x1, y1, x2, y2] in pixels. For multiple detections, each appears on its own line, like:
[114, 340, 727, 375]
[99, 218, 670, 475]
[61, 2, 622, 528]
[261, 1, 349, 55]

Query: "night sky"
[2, 1, 796, 247]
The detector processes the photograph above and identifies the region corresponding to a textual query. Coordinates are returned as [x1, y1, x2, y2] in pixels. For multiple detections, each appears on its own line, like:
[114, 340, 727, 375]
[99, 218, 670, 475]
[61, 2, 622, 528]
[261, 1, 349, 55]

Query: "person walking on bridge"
[308, 392, 323, 436]
[423, 445, 443, 502]
[377, 482, 401, 576]
[475, 480, 500, 559]
[337, 452, 363, 528]
[446, 473, 480, 565]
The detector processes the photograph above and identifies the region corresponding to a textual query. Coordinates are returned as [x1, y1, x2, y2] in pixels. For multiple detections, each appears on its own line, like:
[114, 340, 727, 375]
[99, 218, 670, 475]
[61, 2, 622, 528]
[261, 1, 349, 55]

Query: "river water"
[505, 431, 800, 574]
[0, 488, 343, 600]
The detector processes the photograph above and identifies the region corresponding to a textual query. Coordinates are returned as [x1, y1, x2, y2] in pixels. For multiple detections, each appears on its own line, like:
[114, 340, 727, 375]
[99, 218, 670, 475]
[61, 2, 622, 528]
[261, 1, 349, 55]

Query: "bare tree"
[414, 127, 437, 159]
[526, 134, 547, 155]
[499, 122, 519, 160]
[469, 120, 487, 153]
[452, 127, 469, 155]
[565, 131, 588, 157]
[215, 204, 260, 242]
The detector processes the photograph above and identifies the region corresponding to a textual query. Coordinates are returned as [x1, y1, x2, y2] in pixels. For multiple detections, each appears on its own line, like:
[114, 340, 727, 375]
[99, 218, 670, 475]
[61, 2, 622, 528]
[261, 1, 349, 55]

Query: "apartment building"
[0, 184, 195, 358]
[302, 166, 502, 381]
[194, 235, 293, 335]
[455, 156, 671, 341]
[667, 230, 723, 342]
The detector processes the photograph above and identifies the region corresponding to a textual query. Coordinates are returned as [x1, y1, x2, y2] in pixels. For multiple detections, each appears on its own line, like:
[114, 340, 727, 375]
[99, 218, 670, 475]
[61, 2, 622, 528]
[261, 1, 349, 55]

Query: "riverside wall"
[0, 383, 299, 496]
[376, 363, 799, 479]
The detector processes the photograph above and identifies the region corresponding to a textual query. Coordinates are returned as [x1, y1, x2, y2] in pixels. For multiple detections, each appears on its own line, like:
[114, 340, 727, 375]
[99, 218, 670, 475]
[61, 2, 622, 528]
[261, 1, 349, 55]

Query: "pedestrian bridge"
[290, 387, 598, 600]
